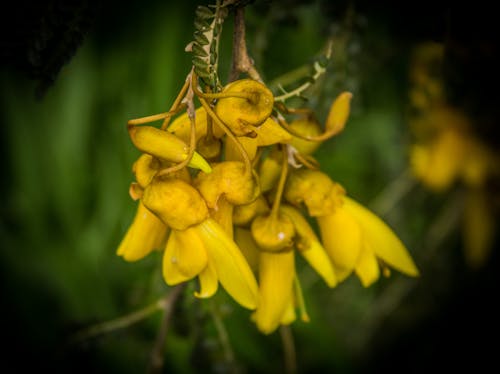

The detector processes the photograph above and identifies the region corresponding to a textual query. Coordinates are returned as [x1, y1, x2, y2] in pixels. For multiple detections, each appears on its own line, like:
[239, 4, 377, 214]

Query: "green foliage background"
[1, 1, 498, 373]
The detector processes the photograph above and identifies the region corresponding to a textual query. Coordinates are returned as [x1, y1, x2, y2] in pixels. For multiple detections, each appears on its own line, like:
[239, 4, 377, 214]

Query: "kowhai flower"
[117, 74, 419, 334]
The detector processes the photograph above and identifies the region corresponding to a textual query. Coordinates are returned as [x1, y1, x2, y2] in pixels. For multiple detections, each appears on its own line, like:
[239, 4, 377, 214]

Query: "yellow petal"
[254, 250, 295, 334]
[234, 228, 260, 271]
[129, 125, 211, 173]
[332, 265, 353, 283]
[280, 297, 297, 326]
[132, 154, 159, 188]
[463, 189, 495, 269]
[343, 196, 419, 277]
[280, 205, 337, 287]
[325, 91, 352, 135]
[167, 107, 224, 142]
[258, 150, 282, 193]
[195, 259, 218, 298]
[162, 228, 208, 285]
[255, 117, 292, 146]
[196, 218, 259, 310]
[117, 201, 168, 262]
[289, 118, 322, 155]
[354, 241, 380, 287]
[233, 196, 270, 227]
[210, 197, 234, 239]
[225, 135, 257, 161]
[317, 208, 363, 272]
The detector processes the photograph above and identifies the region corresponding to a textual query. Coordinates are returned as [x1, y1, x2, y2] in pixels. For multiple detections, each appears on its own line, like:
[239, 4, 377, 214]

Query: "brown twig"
[229, 6, 262, 82]
[148, 284, 186, 374]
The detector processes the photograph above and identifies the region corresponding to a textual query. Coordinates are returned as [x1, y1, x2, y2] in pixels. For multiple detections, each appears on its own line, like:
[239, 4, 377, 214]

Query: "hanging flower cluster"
[408, 43, 500, 268]
[116, 67, 419, 334]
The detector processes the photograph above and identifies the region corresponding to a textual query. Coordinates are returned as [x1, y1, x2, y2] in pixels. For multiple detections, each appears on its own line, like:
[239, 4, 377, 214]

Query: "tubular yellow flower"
[142, 176, 259, 309]
[318, 195, 419, 287]
[117, 201, 168, 262]
[253, 250, 295, 334]
[129, 125, 212, 173]
[215, 79, 274, 136]
[162, 218, 259, 309]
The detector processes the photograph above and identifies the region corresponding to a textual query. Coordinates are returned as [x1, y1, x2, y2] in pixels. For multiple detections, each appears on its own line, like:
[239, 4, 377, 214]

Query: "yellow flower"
[285, 169, 419, 287]
[117, 201, 168, 262]
[318, 195, 419, 286]
[242, 201, 336, 333]
[215, 79, 274, 136]
[235, 228, 313, 334]
[141, 177, 259, 309]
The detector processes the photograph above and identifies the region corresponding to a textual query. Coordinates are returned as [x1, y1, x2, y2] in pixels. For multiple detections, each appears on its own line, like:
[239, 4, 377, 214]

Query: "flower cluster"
[408, 43, 500, 268]
[117, 72, 419, 334]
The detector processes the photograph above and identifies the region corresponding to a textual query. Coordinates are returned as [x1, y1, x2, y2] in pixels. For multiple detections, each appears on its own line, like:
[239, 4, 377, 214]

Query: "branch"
[148, 284, 186, 374]
[229, 6, 262, 82]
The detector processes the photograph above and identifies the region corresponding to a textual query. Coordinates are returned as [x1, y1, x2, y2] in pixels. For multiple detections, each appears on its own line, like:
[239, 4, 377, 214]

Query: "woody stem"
[229, 6, 262, 82]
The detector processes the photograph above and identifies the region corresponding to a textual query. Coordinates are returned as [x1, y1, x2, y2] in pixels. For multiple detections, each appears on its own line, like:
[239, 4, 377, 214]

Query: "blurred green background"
[1, 0, 498, 373]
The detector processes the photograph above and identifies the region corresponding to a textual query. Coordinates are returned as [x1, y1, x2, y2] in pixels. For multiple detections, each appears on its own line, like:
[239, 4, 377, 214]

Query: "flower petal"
[325, 91, 352, 135]
[225, 136, 258, 161]
[280, 205, 337, 287]
[255, 117, 292, 146]
[317, 208, 363, 272]
[162, 228, 208, 285]
[234, 228, 260, 272]
[129, 125, 211, 173]
[168, 107, 224, 142]
[280, 297, 297, 326]
[195, 259, 218, 298]
[117, 201, 168, 262]
[196, 218, 259, 310]
[354, 241, 380, 287]
[254, 250, 295, 334]
[343, 196, 419, 277]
